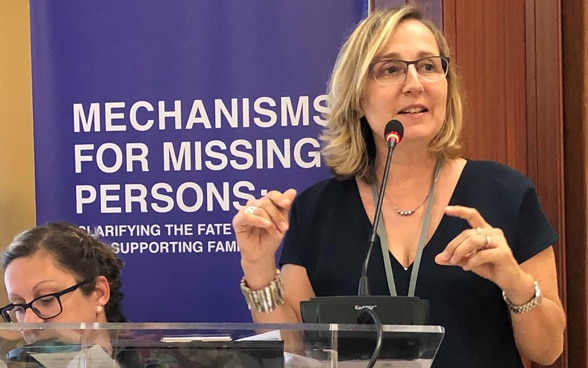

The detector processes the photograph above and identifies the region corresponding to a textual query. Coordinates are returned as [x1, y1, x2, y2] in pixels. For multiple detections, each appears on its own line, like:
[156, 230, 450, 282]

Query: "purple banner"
[30, 1, 366, 322]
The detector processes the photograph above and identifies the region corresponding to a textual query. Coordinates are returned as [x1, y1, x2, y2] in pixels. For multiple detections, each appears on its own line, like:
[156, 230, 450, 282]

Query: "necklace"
[387, 162, 442, 216]
[390, 192, 430, 216]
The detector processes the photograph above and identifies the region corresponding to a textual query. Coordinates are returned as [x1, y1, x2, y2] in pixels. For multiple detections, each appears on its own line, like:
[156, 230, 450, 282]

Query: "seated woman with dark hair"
[0, 222, 141, 367]
[1, 222, 126, 324]
[1, 223, 280, 368]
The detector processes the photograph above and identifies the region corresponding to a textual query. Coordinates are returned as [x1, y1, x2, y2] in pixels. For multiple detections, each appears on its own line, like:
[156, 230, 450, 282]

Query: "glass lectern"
[0, 322, 444, 367]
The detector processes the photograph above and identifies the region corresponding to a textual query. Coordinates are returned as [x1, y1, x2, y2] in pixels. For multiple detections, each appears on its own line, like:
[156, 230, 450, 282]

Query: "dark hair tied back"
[2, 222, 127, 322]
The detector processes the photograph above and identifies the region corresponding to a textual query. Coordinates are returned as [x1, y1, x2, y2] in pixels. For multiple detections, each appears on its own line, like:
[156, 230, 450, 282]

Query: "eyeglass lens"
[372, 56, 448, 84]
[4, 296, 62, 322]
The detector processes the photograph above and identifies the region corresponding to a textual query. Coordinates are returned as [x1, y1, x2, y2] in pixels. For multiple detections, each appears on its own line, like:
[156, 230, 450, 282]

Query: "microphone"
[384, 120, 404, 150]
[359, 120, 404, 296]
[299, 119, 429, 363]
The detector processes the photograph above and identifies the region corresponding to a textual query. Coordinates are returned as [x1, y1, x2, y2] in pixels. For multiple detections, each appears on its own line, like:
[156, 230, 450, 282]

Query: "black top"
[280, 160, 558, 368]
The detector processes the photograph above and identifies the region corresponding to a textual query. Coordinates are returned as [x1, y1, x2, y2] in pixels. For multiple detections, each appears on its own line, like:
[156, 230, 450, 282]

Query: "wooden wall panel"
[525, 2, 567, 366]
[448, 1, 528, 171]
[444, 1, 567, 367]
[561, 0, 587, 366]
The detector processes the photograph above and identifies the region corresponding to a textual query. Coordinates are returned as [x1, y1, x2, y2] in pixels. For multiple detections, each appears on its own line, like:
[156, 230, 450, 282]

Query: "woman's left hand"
[434, 205, 523, 289]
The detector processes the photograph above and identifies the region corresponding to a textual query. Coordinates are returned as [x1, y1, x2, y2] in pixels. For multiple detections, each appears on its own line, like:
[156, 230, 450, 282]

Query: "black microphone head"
[384, 120, 404, 145]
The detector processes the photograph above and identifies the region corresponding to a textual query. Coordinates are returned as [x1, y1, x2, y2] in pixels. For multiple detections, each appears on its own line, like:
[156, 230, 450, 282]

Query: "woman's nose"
[402, 65, 424, 93]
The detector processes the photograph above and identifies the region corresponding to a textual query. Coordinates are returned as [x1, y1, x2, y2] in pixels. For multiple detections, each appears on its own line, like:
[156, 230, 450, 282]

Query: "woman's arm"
[507, 247, 565, 365]
[245, 264, 315, 324]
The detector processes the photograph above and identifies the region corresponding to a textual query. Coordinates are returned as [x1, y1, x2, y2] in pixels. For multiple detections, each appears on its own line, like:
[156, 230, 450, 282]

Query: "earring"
[96, 305, 103, 314]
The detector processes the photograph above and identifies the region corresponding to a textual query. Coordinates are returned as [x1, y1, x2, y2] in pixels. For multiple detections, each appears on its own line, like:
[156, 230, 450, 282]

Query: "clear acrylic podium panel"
[0, 322, 444, 368]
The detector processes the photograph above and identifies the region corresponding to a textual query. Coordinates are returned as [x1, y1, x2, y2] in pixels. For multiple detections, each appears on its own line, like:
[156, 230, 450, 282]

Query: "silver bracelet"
[240, 270, 285, 313]
[502, 281, 543, 314]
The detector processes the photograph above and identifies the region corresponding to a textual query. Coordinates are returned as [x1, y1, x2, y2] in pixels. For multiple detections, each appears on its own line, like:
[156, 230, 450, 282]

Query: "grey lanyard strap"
[369, 159, 441, 296]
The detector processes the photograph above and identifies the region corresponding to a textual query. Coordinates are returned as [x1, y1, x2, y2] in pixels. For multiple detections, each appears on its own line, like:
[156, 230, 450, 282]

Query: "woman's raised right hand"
[232, 189, 297, 287]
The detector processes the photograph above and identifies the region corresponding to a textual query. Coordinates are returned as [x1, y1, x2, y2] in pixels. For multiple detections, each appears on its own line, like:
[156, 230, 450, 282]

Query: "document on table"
[236, 330, 430, 368]
[284, 355, 430, 368]
[29, 344, 119, 368]
[334, 360, 430, 368]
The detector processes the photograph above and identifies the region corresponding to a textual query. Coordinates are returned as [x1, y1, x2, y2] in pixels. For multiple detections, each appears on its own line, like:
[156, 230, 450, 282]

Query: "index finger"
[256, 189, 297, 230]
[233, 189, 297, 234]
[265, 188, 297, 211]
[444, 205, 490, 229]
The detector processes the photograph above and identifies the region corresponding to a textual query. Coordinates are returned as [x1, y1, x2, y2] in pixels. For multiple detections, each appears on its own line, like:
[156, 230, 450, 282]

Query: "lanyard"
[369, 159, 441, 296]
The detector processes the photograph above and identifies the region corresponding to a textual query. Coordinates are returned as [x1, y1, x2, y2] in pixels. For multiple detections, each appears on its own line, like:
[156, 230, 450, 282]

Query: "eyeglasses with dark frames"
[370, 56, 450, 85]
[0, 279, 92, 323]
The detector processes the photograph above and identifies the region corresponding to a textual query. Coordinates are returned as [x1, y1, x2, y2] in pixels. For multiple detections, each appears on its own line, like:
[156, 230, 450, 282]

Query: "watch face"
[535, 281, 542, 297]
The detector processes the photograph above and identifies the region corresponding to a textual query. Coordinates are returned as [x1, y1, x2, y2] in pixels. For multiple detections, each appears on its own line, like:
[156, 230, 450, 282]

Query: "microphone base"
[301, 295, 429, 325]
[300, 295, 430, 360]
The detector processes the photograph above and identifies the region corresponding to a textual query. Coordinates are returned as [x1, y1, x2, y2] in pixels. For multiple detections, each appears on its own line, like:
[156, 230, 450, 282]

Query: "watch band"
[240, 269, 285, 313]
[502, 281, 543, 314]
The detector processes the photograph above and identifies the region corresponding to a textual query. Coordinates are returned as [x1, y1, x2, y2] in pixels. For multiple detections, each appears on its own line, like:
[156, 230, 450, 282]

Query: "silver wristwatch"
[240, 270, 285, 313]
[502, 281, 543, 314]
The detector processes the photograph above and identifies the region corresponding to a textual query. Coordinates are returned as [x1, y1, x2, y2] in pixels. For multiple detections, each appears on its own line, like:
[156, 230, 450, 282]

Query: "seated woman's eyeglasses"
[370, 56, 450, 84]
[0, 280, 92, 323]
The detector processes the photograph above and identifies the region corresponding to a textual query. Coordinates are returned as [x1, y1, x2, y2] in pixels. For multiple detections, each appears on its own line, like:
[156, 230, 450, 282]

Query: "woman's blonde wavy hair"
[320, 5, 463, 182]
